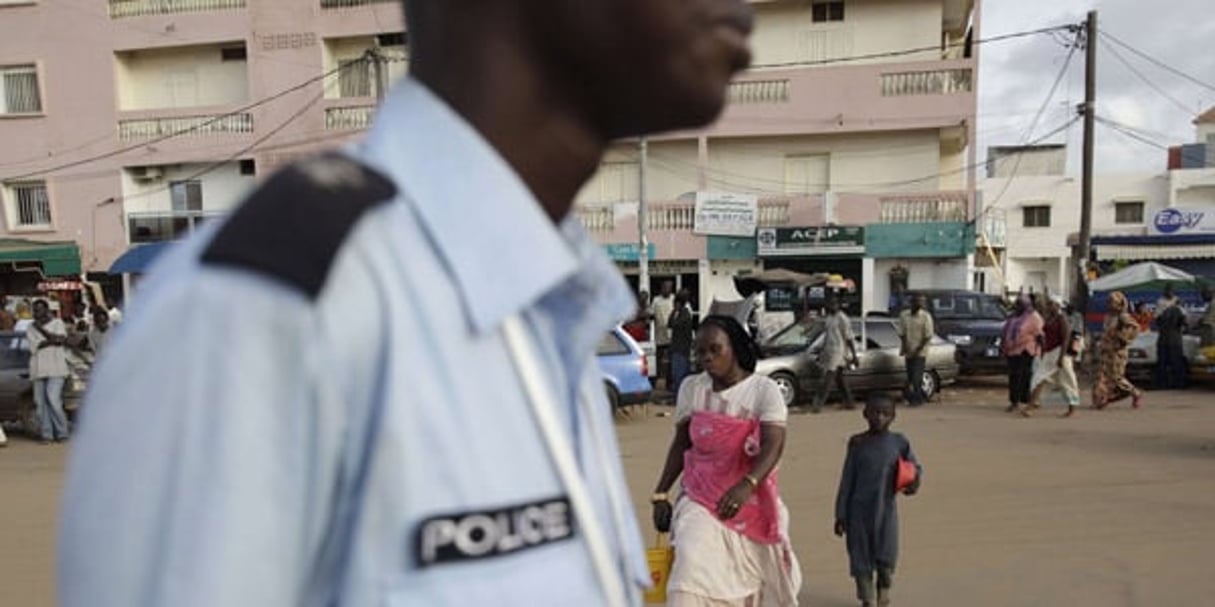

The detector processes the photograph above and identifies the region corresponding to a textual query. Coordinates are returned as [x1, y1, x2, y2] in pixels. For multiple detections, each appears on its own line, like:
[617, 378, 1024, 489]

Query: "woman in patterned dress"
[1092, 291, 1144, 409]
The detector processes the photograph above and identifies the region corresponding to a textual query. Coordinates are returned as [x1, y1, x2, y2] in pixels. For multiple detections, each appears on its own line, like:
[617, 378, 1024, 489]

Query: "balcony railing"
[325, 105, 376, 131]
[128, 210, 225, 243]
[728, 79, 791, 104]
[879, 192, 968, 223]
[577, 206, 615, 233]
[979, 208, 1007, 248]
[880, 68, 973, 96]
[118, 113, 253, 140]
[107, 0, 245, 19]
[320, 0, 395, 8]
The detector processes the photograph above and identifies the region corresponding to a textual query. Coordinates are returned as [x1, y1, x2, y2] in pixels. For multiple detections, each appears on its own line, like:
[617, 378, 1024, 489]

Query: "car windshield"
[765, 319, 824, 349]
[930, 294, 1006, 320]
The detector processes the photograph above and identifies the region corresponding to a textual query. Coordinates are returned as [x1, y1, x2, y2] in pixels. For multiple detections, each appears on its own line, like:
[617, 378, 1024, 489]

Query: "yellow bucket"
[644, 533, 674, 604]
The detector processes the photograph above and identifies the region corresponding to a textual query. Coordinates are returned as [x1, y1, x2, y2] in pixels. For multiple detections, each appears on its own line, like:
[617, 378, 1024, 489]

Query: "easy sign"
[1150, 207, 1214, 235]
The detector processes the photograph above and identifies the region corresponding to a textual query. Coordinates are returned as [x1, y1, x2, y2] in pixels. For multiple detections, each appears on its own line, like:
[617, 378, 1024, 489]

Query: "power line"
[2, 59, 361, 183]
[749, 23, 1078, 70]
[1094, 115, 1211, 167]
[1098, 29, 1215, 95]
[1100, 33, 1200, 117]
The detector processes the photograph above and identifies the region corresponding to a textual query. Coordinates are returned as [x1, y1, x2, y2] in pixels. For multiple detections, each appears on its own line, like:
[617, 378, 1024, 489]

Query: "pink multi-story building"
[0, 0, 405, 301]
[0, 0, 977, 312]
[576, 0, 980, 315]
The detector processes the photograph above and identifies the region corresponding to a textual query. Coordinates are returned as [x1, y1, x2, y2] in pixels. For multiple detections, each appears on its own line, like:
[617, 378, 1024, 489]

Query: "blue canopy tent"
[109, 242, 173, 274]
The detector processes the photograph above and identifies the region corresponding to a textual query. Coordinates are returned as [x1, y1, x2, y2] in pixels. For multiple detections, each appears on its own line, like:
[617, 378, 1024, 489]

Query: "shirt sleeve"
[57, 273, 347, 607]
[674, 375, 698, 423]
[755, 376, 788, 424]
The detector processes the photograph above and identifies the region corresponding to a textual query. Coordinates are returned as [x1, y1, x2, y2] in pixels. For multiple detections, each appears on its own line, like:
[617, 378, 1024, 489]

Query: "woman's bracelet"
[743, 474, 759, 488]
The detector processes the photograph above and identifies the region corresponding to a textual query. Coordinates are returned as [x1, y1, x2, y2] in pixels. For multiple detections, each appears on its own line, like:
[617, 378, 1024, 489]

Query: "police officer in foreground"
[57, 1, 755, 606]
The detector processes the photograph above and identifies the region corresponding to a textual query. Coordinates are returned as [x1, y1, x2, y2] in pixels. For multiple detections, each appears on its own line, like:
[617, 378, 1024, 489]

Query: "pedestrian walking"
[26, 300, 70, 444]
[1155, 301, 1187, 389]
[1093, 292, 1144, 410]
[653, 280, 676, 393]
[834, 394, 922, 607]
[1026, 299, 1080, 417]
[1002, 294, 1044, 414]
[651, 315, 801, 606]
[813, 297, 857, 413]
[668, 289, 696, 396]
[896, 295, 934, 406]
[57, 1, 756, 605]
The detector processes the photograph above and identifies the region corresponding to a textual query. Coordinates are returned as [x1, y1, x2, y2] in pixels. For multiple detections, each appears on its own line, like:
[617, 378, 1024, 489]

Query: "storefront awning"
[0, 239, 81, 276]
[1096, 243, 1215, 261]
[109, 241, 173, 274]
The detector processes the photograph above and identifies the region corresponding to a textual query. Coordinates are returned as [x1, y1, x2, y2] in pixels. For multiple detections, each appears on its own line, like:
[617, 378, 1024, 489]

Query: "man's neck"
[413, 29, 607, 224]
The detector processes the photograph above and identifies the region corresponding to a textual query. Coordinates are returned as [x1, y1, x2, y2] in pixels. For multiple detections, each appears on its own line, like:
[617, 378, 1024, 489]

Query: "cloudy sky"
[979, 0, 1215, 174]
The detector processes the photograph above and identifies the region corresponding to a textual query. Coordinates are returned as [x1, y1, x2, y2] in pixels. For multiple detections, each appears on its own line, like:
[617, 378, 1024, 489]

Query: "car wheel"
[922, 371, 941, 401]
[771, 373, 798, 408]
[604, 382, 621, 410]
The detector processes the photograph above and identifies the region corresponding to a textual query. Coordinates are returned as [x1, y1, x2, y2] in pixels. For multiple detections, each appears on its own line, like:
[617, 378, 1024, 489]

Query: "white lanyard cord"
[502, 316, 629, 607]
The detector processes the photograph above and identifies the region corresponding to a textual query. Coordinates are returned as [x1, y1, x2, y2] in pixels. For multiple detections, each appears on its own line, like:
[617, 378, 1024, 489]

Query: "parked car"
[755, 315, 959, 408]
[1126, 331, 1202, 386]
[1188, 344, 1215, 385]
[896, 290, 1008, 375]
[596, 326, 652, 408]
[0, 331, 86, 437]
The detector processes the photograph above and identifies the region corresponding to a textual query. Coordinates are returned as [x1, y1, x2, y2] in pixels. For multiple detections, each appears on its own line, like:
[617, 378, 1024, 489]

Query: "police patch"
[414, 496, 575, 567]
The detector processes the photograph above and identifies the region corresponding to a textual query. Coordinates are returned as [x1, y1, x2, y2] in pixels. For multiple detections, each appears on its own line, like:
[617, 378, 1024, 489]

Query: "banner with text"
[1150, 207, 1215, 236]
[694, 192, 758, 237]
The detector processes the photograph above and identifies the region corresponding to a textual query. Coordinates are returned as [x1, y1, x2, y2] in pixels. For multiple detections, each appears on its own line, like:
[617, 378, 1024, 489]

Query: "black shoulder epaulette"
[201, 154, 397, 299]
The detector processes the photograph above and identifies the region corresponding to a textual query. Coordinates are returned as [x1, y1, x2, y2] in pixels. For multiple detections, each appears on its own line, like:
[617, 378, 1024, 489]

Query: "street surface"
[2, 379, 1214, 606]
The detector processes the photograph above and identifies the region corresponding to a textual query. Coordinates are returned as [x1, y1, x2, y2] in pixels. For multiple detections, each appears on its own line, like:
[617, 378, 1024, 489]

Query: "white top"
[26, 318, 69, 379]
[674, 373, 787, 425]
[652, 294, 674, 345]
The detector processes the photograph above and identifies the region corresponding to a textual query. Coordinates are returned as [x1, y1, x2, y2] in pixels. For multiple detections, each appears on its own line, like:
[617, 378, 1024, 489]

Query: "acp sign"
[1151, 207, 1214, 235]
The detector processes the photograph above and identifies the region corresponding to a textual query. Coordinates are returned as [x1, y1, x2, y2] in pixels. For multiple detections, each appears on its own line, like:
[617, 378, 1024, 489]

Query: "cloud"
[979, 0, 1215, 175]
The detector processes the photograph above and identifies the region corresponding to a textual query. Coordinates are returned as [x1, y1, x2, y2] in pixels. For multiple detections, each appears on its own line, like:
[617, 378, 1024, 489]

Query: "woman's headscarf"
[698, 315, 758, 372]
[1004, 294, 1035, 343]
[1108, 291, 1128, 312]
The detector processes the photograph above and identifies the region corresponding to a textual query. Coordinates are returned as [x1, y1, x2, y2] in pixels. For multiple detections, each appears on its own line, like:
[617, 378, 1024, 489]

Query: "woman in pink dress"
[650, 315, 801, 606]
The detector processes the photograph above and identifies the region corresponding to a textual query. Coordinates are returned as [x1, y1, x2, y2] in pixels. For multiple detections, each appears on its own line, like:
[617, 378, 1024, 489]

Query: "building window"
[1114, 201, 1144, 224]
[4, 181, 52, 228]
[812, 0, 845, 22]
[170, 180, 203, 212]
[0, 64, 42, 114]
[338, 58, 372, 98]
[1023, 205, 1051, 228]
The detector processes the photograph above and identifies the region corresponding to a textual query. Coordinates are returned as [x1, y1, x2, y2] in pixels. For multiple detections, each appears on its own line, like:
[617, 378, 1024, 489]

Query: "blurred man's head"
[825, 297, 840, 314]
[402, 0, 753, 139]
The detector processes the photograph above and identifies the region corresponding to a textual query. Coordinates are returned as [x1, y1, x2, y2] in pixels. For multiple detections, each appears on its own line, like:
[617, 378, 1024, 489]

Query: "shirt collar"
[356, 79, 632, 334]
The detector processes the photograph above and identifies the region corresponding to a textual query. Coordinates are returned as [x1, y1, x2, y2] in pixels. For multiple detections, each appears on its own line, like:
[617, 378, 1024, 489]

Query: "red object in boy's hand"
[895, 456, 917, 493]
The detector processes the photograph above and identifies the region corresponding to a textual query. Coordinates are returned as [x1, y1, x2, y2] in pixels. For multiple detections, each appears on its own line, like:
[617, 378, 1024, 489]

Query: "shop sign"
[1150, 207, 1215, 235]
[37, 280, 83, 292]
[602, 243, 656, 262]
[757, 226, 865, 257]
[694, 192, 758, 237]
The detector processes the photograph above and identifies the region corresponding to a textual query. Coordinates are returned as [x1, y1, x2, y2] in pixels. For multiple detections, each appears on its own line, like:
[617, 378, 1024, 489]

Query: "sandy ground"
[2, 379, 1214, 606]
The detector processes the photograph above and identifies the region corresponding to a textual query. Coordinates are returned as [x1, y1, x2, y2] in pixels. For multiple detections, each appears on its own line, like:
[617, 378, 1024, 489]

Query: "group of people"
[0, 297, 113, 448]
[627, 281, 698, 398]
[650, 314, 920, 606]
[1000, 284, 1213, 418]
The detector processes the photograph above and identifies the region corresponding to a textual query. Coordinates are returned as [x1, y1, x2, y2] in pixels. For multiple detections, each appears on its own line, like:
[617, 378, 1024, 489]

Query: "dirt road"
[3, 381, 1214, 606]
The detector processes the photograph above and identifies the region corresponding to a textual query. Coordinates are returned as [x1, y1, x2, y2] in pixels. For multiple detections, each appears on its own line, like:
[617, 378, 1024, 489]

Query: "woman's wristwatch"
[650, 492, 669, 503]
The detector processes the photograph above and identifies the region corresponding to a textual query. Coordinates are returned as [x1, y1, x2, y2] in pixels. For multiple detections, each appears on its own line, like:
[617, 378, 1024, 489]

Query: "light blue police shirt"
[58, 79, 650, 607]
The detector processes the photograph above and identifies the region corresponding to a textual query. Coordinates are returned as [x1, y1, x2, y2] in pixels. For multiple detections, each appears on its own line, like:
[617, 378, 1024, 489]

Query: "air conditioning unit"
[130, 166, 164, 182]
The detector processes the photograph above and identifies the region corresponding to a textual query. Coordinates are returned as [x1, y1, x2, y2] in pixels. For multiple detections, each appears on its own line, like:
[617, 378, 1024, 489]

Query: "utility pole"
[368, 48, 387, 102]
[638, 137, 650, 299]
[1075, 10, 1097, 306]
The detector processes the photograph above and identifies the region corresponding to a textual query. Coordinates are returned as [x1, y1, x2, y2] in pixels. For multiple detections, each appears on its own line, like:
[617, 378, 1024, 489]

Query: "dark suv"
[895, 290, 1009, 375]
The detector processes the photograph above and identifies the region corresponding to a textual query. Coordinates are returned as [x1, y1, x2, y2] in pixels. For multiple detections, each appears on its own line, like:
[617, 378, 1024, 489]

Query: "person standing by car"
[668, 289, 696, 396]
[653, 280, 676, 395]
[813, 297, 857, 413]
[1002, 295, 1043, 415]
[26, 300, 70, 444]
[1155, 300, 1187, 389]
[897, 295, 934, 407]
[58, 0, 757, 604]
[1026, 299, 1079, 417]
[87, 307, 113, 358]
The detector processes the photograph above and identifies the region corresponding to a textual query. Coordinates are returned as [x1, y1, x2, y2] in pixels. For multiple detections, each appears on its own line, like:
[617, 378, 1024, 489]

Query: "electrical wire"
[1098, 29, 1215, 95]
[2, 59, 362, 182]
[749, 24, 1077, 70]
[1100, 34, 1201, 117]
[1095, 115, 1211, 167]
